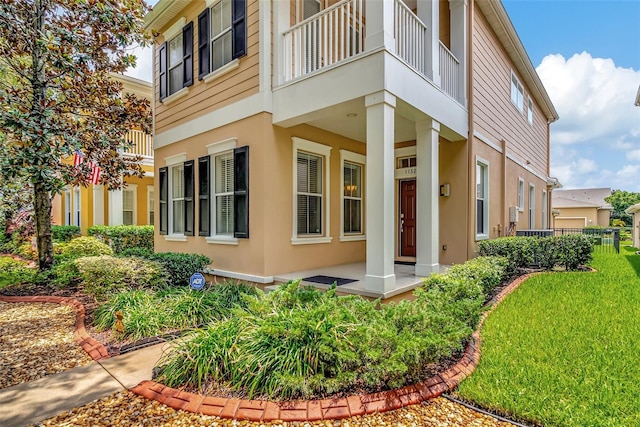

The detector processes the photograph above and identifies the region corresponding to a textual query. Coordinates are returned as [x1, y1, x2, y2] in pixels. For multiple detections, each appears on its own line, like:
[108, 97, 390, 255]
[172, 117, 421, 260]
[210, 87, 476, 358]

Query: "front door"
[400, 180, 417, 257]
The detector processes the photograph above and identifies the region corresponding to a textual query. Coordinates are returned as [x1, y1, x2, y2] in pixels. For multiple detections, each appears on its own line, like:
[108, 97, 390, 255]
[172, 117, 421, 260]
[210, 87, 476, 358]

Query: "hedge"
[88, 225, 153, 254]
[51, 225, 80, 242]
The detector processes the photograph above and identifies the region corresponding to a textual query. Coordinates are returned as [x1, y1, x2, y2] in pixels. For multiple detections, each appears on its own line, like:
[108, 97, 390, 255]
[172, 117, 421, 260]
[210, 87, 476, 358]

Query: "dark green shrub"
[448, 256, 509, 294]
[75, 255, 167, 301]
[88, 225, 154, 254]
[51, 225, 81, 242]
[56, 236, 113, 261]
[146, 252, 211, 286]
[478, 237, 537, 274]
[118, 247, 154, 258]
[552, 234, 593, 270]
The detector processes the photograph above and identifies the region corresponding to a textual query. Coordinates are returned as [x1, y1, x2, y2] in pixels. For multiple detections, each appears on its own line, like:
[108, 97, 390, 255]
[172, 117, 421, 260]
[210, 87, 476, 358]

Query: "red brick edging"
[130, 272, 539, 422]
[0, 295, 110, 361]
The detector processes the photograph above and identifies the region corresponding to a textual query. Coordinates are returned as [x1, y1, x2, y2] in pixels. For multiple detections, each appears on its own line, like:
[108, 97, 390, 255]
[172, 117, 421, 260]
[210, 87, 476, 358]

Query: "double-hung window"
[517, 178, 524, 211]
[199, 141, 249, 242]
[198, 0, 247, 80]
[527, 97, 534, 124]
[159, 156, 194, 238]
[340, 150, 365, 241]
[147, 186, 155, 226]
[529, 184, 535, 228]
[292, 138, 331, 244]
[476, 159, 489, 239]
[122, 186, 136, 225]
[542, 190, 547, 229]
[159, 21, 193, 101]
[510, 71, 524, 112]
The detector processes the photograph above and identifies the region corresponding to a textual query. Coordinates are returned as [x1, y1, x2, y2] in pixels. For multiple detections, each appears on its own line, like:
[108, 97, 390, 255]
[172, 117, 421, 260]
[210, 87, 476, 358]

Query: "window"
[340, 150, 365, 240]
[122, 187, 136, 225]
[292, 137, 331, 244]
[476, 160, 489, 238]
[510, 72, 524, 112]
[529, 184, 535, 228]
[147, 186, 155, 226]
[542, 189, 547, 229]
[73, 187, 81, 227]
[198, 0, 247, 80]
[64, 190, 71, 226]
[159, 22, 193, 100]
[199, 143, 249, 241]
[517, 178, 524, 211]
[527, 97, 533, 124]
[159, 158, 194, 237]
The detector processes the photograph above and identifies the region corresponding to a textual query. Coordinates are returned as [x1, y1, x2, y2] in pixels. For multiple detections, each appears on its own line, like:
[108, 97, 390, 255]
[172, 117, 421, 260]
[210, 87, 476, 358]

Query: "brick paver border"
[130, 272, 539, 422]
[0, 295, 110, 360]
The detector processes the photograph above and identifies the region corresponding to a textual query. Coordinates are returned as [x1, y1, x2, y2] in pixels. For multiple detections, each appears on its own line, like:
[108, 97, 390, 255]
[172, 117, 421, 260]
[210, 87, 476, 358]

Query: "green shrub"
[448, 256, 509, 294]
[75, 255, 167, 301]
[51, 225, 81, 242]
[88, 225, 154, 254]
[57, 236, 113, 261]
[478, 237, 536, 275]
[0, 256, 35, 288]
[146, 252, 211, 287]
[118, 247, 154, 258]
[551, 234, 593, 270]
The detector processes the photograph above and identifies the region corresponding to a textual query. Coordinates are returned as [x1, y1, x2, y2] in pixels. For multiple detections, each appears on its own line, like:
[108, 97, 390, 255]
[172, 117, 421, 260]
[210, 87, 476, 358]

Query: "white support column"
[273, 0, 289, 86]
[109, 189, 123, 226]
[417, 0, 440, 84]
[93, 185, 104, 226]
[364, 90, 397, 293]
[365, 0, 395, 52]
[450, 0, 468, 105]
[415, 117, 440, 276]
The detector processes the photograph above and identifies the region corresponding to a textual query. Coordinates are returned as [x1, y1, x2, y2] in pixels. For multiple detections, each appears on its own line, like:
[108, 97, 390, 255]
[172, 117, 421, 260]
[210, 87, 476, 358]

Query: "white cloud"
[538, 52, 640, 192]
[124, 44, 153, 83]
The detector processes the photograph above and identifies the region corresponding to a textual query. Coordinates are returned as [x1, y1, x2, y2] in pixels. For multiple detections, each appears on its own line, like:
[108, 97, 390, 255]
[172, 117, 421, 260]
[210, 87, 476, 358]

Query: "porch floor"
[271, 262, 450, 300]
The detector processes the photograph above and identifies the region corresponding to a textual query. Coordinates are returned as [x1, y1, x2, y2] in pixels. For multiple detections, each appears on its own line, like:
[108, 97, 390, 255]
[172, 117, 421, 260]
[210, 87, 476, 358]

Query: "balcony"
[282, 0, 464, 105]
[123, 130, 153, 165]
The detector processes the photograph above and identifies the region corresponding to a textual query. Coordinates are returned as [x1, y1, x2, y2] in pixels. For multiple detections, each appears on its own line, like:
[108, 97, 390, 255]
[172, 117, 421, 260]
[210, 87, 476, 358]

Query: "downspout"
[501, 139, 507, 236]
[466, 0, 475, 258]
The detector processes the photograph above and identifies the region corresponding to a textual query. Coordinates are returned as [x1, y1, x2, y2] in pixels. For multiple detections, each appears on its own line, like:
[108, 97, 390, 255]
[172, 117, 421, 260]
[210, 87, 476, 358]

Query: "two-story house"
[51, 74, 156, 234]
[145, 0, 558, 299]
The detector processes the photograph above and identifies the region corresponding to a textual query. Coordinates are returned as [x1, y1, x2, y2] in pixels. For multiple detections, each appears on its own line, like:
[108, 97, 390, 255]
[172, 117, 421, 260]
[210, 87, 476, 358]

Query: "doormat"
[302, 275, 357, 286]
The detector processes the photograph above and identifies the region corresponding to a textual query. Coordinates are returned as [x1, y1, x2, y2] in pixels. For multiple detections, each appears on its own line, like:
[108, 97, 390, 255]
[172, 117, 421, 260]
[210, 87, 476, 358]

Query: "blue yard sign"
[189, 272, 206, 290]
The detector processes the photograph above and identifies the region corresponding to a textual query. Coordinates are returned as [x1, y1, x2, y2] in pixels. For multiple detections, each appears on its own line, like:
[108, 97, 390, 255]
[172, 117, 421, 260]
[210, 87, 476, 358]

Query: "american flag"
[73, 150, 84, 166]
[74, 151, 101, 185]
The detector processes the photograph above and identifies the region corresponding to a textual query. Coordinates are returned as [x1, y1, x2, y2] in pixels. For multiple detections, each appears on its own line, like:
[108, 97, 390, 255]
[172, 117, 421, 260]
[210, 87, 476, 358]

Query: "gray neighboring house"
[552, 188, 613, 228]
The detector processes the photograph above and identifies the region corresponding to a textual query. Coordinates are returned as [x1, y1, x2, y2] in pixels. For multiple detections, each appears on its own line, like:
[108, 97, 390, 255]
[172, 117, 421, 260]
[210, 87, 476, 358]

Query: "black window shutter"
[158, 42, 168, 100]
[198, 156, 210, 236]
[159, 167, 168, 234]
[233, 146, 249, 238]
[198, 8, 211, 80]
[184, 160, 195, 236]
[182, 22, 194, 87]
[231, 0, 247, 59]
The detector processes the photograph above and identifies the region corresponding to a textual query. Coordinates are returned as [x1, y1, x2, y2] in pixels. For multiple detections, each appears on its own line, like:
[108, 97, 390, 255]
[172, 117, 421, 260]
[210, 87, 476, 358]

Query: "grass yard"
[456, 245, 640, 427]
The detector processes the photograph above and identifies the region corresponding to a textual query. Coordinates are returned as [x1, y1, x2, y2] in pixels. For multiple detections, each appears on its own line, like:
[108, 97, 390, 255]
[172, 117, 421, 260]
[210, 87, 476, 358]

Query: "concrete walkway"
[0, 342, 171, 427]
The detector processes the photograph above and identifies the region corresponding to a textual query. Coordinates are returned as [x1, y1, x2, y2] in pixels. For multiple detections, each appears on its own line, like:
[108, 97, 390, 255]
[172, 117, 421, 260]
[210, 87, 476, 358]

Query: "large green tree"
[0, 0, 151, 270]
[605, 190, 640, 226]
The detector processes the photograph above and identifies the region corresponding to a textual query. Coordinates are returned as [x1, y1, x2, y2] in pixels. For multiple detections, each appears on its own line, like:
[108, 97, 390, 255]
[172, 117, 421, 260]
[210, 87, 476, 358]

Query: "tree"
[605, 190, 640, 226]
[0, 0, 151, 271]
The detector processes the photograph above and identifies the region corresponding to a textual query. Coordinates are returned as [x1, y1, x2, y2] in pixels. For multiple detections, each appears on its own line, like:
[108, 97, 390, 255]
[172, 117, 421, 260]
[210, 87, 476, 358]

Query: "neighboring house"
[144, 0, 558, 298]
[635, 84, 640, 107]
[625, 203, 640, 248]
[552, 188, 613, 228]
[51, 74, 155, 234]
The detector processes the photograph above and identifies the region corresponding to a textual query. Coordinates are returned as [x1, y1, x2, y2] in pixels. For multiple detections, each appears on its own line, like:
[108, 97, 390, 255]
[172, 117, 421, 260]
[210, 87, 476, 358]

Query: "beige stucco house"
[552, 188, 612, 229]
[51, 74, 155, 234]
[626, 203, 640, 248]
[144, 0, 558, 298]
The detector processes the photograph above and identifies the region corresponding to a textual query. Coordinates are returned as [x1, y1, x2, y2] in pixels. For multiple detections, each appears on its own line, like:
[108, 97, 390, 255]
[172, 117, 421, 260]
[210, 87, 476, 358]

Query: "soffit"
[144, 0, 192, 34]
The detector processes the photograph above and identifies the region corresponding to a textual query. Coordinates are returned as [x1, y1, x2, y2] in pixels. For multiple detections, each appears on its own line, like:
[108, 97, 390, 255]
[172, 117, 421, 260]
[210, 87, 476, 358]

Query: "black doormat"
[302, 275, 357, 286]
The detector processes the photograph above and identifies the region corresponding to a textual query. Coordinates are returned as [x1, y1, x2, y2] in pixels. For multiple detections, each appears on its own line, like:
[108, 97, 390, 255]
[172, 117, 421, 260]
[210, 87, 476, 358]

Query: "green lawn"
[456, 245, 640, 427]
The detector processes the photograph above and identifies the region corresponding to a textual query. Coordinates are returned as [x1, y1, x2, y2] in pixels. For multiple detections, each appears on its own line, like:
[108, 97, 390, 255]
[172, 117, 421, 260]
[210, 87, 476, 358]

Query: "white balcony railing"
[394, 0, 428, 76]
[123, 130, 153, 160]
[283, 0, 364, 81]
[439, 41, 462, 103]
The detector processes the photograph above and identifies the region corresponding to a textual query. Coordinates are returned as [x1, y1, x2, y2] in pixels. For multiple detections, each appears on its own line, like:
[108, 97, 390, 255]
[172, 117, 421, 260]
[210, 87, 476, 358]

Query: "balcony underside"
[273, 49, 468, 143]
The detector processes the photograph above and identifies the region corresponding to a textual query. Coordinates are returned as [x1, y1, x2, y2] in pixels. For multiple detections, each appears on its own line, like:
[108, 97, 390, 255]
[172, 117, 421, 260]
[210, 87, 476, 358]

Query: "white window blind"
[172, 165, 185, 233]
[211, 0, 232, 71]
[297, 152, 323, 235]
[168, 33, 184, 95]
[215, 152, 234, 235]
[123, 190, 135, 225]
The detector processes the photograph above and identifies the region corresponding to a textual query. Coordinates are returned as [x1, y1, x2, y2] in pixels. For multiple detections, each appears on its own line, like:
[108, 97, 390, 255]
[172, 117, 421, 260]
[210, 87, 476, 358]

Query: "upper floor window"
[198, 0, 247, 80]
[511, 72, 524, 113]
[527, 97, 534, 124]
[159, 22, 193, 100]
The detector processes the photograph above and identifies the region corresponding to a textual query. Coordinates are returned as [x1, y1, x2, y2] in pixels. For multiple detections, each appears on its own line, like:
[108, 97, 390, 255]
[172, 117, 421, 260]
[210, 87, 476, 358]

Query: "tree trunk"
[34, 180, 53, 271]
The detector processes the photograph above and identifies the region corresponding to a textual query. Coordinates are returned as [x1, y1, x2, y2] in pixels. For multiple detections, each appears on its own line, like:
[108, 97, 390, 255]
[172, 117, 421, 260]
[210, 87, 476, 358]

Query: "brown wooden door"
[400, 180, 416, 257]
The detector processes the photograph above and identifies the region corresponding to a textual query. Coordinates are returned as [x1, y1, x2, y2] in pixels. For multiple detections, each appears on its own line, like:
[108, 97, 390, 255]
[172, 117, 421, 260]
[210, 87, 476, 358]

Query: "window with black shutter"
[159, 167, 168, 234]
[159, 22, 194, 100]
[198, 156, 210, 236]
[184, 160, 195, 236]
[234, 146, 249, 238]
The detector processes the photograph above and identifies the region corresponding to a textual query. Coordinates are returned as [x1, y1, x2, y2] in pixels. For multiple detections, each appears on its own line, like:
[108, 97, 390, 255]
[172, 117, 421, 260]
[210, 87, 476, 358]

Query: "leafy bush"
[88, 225, 154, 254]
[75, 255, 167, 301]
[118, 247, 154, 258]
[448, 256, 509, 294]
[56, 236, 113, 261]
[51, 225, 81, 242]
[478, 237, 536, 275]
[0, 256, 35, 288]
[146, 252, 211, 286]
[550, 234, 593, 270]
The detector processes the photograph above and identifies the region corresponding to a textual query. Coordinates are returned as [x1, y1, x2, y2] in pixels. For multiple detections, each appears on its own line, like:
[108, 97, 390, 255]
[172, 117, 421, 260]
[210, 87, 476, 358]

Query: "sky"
[126, 0, 640, 192]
